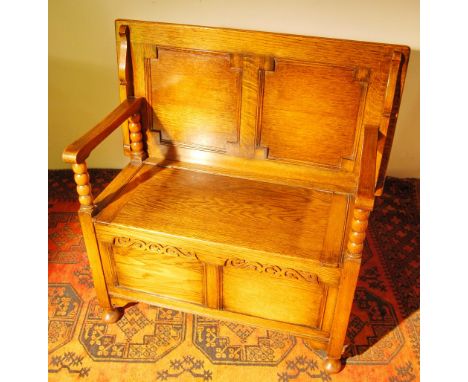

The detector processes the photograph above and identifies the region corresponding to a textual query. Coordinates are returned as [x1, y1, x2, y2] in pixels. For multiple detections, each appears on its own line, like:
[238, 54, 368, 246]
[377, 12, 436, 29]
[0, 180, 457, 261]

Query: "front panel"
[222, 263, 328, 328]
[99, 237, 205, 305]
[96, 226, 339, 334]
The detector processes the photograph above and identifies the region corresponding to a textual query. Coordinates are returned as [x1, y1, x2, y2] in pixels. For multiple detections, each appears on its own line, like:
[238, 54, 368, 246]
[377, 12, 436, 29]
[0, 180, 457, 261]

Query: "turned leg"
[71, 162, 118, 321]
[325, 208, 370, 374]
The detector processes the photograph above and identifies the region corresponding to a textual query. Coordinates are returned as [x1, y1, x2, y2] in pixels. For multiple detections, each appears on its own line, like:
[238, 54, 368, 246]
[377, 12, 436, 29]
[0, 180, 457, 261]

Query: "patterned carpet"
[48, 170, 420, 381]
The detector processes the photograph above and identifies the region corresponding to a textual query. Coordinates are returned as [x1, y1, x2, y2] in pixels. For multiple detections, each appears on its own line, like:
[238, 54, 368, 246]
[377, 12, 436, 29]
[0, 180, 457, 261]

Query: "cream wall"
[49, 0, 419, 177]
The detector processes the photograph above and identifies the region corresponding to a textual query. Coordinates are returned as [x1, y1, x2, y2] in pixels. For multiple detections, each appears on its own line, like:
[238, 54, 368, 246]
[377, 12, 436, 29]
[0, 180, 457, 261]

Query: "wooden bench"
[63, 20, 409, 373]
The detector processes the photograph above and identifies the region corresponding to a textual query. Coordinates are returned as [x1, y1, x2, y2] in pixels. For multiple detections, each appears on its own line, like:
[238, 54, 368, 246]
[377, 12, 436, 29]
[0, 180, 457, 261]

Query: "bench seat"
[94, 163, 350, 266]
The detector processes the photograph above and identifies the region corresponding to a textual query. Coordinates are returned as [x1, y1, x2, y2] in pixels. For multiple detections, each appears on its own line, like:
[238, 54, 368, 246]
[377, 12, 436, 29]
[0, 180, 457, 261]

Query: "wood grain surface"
[95, 165, 348, 264]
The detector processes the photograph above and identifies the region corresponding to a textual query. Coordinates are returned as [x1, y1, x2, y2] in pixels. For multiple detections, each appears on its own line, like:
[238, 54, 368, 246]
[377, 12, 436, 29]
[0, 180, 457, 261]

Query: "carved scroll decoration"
[113, 237, 199, 259]
[224, 258, 320, 284]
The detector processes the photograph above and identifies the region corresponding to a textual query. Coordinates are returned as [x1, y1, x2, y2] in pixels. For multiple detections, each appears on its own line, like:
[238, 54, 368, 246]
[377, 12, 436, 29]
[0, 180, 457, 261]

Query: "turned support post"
[346, 208, 370, 260]
[325, 126, 378, 374]
[324, 206, 371, 374]
[72, 162, 94, 211]
[71, 162, 124, 323]
[128, 113, 146, 161]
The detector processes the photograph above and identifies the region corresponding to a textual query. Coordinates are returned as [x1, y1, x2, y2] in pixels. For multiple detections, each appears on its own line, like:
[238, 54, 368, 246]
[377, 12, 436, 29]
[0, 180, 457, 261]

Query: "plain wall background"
[49, 0, 419, 177]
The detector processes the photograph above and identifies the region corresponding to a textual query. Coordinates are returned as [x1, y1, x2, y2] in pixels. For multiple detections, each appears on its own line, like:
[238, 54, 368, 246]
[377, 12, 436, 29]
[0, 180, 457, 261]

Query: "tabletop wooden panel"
[115, 19, 410, 190]
[149, 47, 242, 152]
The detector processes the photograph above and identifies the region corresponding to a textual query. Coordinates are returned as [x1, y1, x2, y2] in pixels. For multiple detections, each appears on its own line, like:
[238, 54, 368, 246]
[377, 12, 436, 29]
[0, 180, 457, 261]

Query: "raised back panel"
[116, 20, 409, 190]
[148, 47, 241, 153]
[260, 60, 369, 168]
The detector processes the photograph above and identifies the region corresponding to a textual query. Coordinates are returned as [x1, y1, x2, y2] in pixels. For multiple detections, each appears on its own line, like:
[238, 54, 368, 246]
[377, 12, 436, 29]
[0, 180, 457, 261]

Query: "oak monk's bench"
[62, 20, 409, 374]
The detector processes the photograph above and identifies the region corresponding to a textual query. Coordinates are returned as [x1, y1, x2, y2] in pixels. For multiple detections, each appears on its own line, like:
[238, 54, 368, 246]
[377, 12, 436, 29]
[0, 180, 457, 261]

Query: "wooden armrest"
[62, 97, 144, 212]
[355, 125, 379, 210]
[62, 97, 143, 164]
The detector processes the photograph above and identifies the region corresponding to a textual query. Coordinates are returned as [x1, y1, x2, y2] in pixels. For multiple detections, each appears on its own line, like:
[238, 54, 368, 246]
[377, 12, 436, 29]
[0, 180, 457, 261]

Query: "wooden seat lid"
[94, 164, 350, 265]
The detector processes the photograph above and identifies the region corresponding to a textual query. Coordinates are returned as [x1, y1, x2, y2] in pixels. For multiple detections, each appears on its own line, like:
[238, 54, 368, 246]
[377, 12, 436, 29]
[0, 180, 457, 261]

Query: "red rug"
[48, 170, 419, 381]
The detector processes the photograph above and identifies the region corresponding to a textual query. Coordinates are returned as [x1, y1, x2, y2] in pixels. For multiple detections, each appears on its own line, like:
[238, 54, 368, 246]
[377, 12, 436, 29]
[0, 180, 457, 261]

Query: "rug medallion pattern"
[80, 299, 186, 362]
[193, 316, 295, 365]
[48, 283, 83, 354]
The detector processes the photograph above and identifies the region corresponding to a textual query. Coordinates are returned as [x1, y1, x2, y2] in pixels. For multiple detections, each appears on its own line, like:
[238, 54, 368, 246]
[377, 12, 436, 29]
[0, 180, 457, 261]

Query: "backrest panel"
[260, 60, 368, 168]
[148, 47, 242, 153]
[115, 20, 409, 191]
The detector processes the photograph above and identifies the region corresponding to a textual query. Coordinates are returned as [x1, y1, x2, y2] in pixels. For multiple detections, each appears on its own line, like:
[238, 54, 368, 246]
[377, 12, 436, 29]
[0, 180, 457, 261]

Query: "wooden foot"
[324, 357, 343, 374]
[103, 307, 124, 323]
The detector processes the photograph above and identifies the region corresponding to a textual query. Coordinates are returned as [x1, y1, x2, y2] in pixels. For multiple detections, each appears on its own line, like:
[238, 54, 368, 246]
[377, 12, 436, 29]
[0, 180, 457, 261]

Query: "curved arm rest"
[62, 97, 144, 164]
[355, 125, 379, 210]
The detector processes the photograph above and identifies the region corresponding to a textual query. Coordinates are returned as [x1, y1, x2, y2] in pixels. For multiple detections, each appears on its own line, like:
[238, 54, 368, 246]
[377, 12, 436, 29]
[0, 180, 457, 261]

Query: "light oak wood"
[72, 162, 93, 209]
[223, 265, 327, 328]
[148, 47, 241, 153]
[103, 307, 124, 324]
[94, 166, 348, 265]
[63, 20, 409, 374]
[324, 357, 343, 374]
[112, 246, 204, 304]
[62, 97, 143, 164]
[204, 264, 223, 309]
[107, 288, 329, 348]
[117, 24, 134, 156]
[128, 113, 146, 161]
[261, 60, 367, 168]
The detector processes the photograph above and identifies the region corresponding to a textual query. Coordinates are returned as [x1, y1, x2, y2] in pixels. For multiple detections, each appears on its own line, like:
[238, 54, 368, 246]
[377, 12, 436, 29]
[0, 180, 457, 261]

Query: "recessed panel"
[260, 60, 366, 167]
[112, 246, 204, 304]
[223, 267, 327, 328]
[150, 47, 241, 152]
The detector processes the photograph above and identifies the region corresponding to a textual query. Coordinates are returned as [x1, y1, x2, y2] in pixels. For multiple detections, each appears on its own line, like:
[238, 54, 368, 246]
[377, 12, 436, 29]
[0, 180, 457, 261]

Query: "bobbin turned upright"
[63, 20, 409, 373]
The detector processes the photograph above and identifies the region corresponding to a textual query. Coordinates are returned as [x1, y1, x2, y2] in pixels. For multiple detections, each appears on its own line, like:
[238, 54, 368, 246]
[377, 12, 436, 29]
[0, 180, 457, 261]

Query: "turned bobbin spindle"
[346, 208, 370, 259]
[128, 113, 145, 160]
[72, 162, 93, 209]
